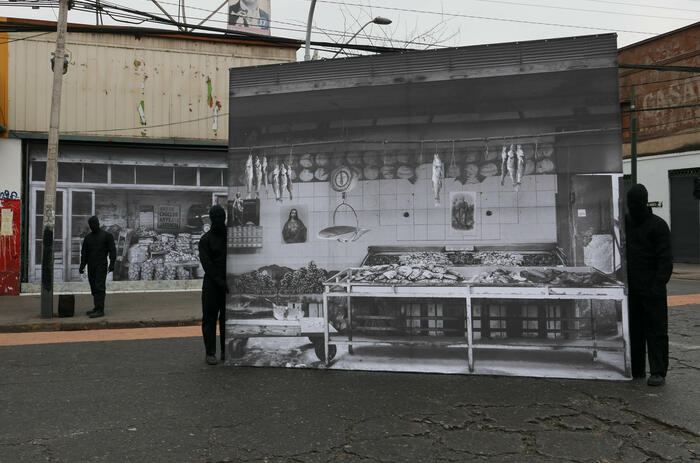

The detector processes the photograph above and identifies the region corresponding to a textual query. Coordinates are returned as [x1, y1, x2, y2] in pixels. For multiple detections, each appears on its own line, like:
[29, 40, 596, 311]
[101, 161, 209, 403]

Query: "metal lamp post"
[331, 17, 392, 58]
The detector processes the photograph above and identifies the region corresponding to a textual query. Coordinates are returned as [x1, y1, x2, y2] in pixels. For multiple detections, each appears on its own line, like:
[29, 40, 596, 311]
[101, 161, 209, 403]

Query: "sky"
[1, 0, 699, 59]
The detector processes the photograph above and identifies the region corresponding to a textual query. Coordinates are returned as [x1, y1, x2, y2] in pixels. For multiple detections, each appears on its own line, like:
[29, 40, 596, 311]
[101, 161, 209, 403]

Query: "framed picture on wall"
[450, 191, 476, 232]
[281, 205, 308, 244]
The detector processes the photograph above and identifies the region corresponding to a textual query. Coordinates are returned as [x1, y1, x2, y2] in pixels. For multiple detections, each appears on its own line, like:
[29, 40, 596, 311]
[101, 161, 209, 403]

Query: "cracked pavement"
[1, 281, 698, 462]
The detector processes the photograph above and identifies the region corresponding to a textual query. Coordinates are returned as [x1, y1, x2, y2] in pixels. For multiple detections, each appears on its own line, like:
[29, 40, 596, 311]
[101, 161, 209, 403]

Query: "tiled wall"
[229, 167, 557, 273]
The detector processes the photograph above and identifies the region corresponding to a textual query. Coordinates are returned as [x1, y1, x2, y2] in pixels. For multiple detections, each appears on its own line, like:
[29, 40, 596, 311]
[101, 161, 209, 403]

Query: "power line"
[623, 103, 700, 113]
[0, 31, 53, 44]
[470, 0, 689, 21]
[636, 115, 700, 130]
[620, 74, 700, 88]
[581, 0, 700, 13]
[300, 0, 659, 35]
[62, 112, 229, 134]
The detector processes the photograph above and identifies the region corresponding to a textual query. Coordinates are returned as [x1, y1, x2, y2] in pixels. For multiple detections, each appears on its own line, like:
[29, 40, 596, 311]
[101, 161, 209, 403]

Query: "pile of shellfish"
[349, 263, 463, 285]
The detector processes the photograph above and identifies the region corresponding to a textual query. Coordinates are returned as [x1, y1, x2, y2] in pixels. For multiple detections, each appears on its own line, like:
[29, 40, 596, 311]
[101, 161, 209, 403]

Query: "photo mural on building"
[227, 0, 270, 35]
[226, 35, 629, 380]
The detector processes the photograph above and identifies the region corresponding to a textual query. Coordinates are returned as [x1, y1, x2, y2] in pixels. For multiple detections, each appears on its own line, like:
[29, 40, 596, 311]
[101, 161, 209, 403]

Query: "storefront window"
[58, 163, 83, 183]
[32, 162, 46, 181]
[84, 164, 108, 183]
[175, 167, 197, 186]
[111, 165, 136, 184]
[136, 165, 174, 185]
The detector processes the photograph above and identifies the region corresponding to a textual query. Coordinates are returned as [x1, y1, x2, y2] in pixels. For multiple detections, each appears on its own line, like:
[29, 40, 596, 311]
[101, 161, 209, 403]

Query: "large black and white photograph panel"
[225, 34, 628, 380]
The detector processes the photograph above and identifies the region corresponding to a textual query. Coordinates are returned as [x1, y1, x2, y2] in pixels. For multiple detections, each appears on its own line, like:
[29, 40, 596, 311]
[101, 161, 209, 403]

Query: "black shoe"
[206, 355, 218, 365]
[647, 374, 665, 386]
[88, 311, 104, 318]
[86, 308, 96, 316]
[220, 354, 226, 363]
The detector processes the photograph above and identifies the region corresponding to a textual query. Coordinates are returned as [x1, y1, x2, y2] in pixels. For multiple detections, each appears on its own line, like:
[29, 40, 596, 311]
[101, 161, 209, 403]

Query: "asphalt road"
[1, 282, 699, 462]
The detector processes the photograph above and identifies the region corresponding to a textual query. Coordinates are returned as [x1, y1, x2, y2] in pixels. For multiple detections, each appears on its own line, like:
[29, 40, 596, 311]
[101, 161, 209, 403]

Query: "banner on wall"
[227, 0, 271, 35]
[225, 35, 630, 380]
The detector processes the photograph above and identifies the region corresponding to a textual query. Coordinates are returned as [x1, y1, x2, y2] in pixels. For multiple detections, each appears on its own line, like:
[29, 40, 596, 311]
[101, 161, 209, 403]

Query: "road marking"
[668, 293, 700, 307]
[0, 326, 201, 347]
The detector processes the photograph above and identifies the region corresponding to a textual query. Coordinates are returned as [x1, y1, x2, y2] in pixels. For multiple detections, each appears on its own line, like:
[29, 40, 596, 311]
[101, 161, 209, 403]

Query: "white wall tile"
[500, 191, 517, 208]
[380, 209, 399, 226]
[518, 206, 537, 224]
[396, 225, 414, 241]
[427, 224, 446, 240]
[397, 179, 414, 194]
[379, 179, 397, 195]
[380, 194, 397, 210]
[536, 223, 557, 242]
[427, 207, 446, 224]
[537, 206, 556, 224]
[297, 182, 314, 198]
[313, 196, 330, 212]
[480, 191, 499, 208]
[397, 210, 413, 226]
[397, 194, 413, 210]
[414, 225, 428, 240]
[500, 207, 518, 224]
[519, 176, 536, 191]
[313, 181, 329, 197]
[481, 176, 501, 191]
[517, 191, 537, 207]
[359, 210, 380, 228]
[413, 209, 428, 224]
[536, 190, 556, 207]
[480, 223, 500, 240]
[536, 174, 557, 191]
[363, 194, 380, 210]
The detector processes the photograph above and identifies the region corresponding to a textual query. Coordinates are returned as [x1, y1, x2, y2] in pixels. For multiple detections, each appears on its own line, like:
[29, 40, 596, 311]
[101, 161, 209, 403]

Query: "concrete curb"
[0, 318, 201, 334]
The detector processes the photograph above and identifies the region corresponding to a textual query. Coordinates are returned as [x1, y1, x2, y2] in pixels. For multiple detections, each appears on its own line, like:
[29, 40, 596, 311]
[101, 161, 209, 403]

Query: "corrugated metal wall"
[8, 31, 296, 141]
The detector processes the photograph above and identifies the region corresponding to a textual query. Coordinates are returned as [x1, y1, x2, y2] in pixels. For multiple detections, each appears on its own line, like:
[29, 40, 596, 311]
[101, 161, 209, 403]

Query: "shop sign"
[157, 205, 180, 231]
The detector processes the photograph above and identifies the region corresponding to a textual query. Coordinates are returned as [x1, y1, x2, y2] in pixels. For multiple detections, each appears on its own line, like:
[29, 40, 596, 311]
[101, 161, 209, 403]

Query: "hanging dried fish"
[507, 144, 516, 186]
[254, 156, 263, 194]
[515, 144, 525, 191]
[432, 153, 444, 206]
[499, 145, 508, 186]
[272, 163, 281, 202]
[261, 156, 268, 190]
[245, 154, 254, 199]
[285, 162, 294, 200]
[280, 163, 288, 202]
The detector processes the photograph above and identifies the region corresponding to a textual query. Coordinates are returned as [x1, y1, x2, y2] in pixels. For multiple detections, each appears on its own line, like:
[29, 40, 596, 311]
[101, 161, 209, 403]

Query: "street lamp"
[331, 16, 392, 58]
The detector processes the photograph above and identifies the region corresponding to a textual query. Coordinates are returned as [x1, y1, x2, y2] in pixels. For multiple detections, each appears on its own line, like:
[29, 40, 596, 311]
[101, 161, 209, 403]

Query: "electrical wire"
[61, 112, 230, 134]
[620, 74, 700, 88]
[636, 115, 700, 130]
[469, 0, 689, 21]
[622, 103, 700, 113]
[581, 0, 700, 13]
[0, 31, 53, 44]
[298, 0, 659, 35]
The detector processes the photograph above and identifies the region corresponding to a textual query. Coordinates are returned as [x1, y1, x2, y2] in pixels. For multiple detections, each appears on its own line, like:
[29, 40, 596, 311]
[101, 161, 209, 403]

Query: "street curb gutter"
[0, 319, 202, 334]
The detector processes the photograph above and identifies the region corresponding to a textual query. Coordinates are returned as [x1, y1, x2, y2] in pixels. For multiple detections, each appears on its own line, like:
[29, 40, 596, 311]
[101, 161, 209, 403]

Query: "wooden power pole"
[40, 0, 70, 319]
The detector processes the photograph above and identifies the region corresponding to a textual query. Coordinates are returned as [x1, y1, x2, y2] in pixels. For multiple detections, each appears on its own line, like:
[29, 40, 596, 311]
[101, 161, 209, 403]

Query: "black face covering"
[209, 205, 226, 236]
[88, 216, 101, 234]
[627, 184, 651, 225]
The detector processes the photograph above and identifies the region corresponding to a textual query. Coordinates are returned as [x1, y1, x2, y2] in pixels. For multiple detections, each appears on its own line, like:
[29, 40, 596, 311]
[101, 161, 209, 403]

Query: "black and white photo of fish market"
[224, 34, 630, 380]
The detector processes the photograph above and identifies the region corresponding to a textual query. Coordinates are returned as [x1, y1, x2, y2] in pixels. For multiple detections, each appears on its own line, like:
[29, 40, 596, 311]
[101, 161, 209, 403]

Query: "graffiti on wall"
[0, 190, 19, 199]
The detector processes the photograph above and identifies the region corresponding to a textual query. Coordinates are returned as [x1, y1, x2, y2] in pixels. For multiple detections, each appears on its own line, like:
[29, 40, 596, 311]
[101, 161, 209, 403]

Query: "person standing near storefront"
[80, 216, 116, 318]
[198, 204, 228, 365]
[625, 184, 673, 386]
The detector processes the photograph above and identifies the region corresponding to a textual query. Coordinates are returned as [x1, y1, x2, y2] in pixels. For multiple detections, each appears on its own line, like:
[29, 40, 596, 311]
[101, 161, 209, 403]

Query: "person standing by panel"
[625, 184, 673, 386]
[79, 216, 116, 319]
[198, 205, 228, 365]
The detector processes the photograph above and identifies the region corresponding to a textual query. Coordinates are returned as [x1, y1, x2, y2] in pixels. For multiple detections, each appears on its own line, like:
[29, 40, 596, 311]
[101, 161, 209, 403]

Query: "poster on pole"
[225, 35, 629, 380]
[227, 0, 271, 35]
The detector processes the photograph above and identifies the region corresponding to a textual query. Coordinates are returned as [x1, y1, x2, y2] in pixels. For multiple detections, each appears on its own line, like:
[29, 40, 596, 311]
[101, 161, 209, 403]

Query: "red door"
[0, 198, 21, 296]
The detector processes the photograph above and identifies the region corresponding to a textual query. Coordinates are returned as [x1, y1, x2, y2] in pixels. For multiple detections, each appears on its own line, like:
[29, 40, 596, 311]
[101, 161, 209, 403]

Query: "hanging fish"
[507, 144, 516, 186]
[515, 144, 525, 191]
[279, 163, 288, 203]
[285, 162, 294, 200]
[431, 153, 444, 206]
[272, 163, 281, 201]
[254, 156, 263, 194]
[499, 145, 508, 186]
[245, 154, 254, 199]
[261, 156, 268, 190]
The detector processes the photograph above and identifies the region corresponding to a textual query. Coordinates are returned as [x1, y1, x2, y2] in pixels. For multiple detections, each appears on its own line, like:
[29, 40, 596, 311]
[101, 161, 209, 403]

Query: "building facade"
[619, 22, 700, 263]
[0, 18, 298, 293]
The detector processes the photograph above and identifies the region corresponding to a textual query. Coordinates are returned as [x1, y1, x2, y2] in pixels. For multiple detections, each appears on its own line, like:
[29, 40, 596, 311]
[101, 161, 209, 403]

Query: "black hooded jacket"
[625, 184, 673, 297]
[80, 216, 116, 272]
[198, 205, 227, 289]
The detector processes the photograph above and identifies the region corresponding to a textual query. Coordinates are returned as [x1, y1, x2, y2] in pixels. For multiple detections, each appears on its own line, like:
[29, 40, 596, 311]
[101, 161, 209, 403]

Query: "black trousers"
[202, 278, 226, 358]
[88, 263, 107, 312]
[629, 293, 669, 377]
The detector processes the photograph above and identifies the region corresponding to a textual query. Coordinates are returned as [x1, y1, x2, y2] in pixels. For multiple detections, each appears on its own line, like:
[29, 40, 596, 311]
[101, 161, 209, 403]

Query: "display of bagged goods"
[128, 262, 141, 281]
[382, 152, 397, 166]
[396, 151, 412, 164]
[136, 226, 157, 238]
[153, 259, 166, 280]
[299, 168, 314, 182]
[447, 164, 461, 178]
[536, 144, 554, 158]
[314, 153, 329, 167]
[346, 151, 363, 166]
[483, 147, 499, 162]
[140, 259, 155, 280]
[177, 266, 190, 280]
[362, 151, 380, 167]
[536, 158, 556, 174]
[299, 153, 314, 168]
[164, 263, 177, 280]
[380, 165, 396, 179]
[314, 167, 329, 181]
[363, 165, 380, 180]
[464, 150, 480, 163]
[479, 162, 499, 177]
[127, 244, 148, 265]
[396, 165, 414, 179]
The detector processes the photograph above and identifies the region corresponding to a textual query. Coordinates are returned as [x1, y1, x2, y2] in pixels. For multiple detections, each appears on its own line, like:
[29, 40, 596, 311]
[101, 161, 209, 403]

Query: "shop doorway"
[30, 188, 95, 282]
[669, 170, 700, 264]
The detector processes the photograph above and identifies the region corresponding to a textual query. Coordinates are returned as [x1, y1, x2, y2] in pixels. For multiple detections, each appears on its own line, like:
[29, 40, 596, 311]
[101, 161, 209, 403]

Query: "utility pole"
[630, 85, 637, 185]
[304, 0, 317, 61]
[40, 0, 69, 319]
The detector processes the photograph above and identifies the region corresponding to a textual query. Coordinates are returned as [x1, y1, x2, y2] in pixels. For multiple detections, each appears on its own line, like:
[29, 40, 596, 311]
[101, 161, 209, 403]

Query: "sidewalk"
[0, 291, 202, 333]
[672, 262, 700, 280]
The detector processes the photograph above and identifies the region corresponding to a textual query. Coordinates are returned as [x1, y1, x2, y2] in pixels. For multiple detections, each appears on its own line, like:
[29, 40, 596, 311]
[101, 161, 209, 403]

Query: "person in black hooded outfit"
[198, 205, 228, 365]
[625, 184, 673, 386]
[80, 216, 116, 318]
